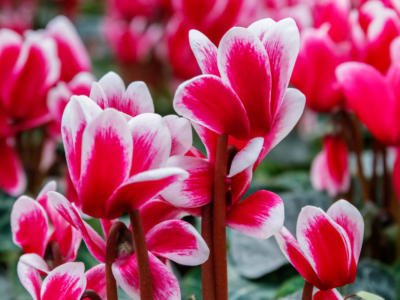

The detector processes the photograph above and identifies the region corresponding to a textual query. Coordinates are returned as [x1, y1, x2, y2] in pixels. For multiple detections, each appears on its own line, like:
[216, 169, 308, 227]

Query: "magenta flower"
[47, 191, 209, 300]
[61, 73, 188, 218]
[313, 288, 343, 300]
[11, 182, 82, 267]
[0, 137, 25, 195]
[18, 256, 106, 300]
[275, 200, 364, 290]
[311, 135, 350, 196]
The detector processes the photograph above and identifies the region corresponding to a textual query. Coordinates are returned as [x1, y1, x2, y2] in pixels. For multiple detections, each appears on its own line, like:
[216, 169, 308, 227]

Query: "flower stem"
[130, 210, 154, 300]
[201, 204, 216, 300]
[212, 134, 229, 300]
[302, 281, 313, 300]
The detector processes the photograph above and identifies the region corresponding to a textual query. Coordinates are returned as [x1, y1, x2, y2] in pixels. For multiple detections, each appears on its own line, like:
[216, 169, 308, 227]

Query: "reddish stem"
[212, 134, 229, 300]
[130, 210, 154, 300]
[201, 204, 216, 300]
[302, 281, 313, 300]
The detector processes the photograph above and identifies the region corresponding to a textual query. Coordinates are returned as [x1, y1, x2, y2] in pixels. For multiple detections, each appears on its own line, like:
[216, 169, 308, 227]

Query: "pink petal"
[146, 220, 209, 265]
[337, 62, 399, 145]
[17, 256, 42, 300]
[390, 36, 400, 63]
[68, 72, 95, 95]
[0, 139, 26, 195]
[188, 29, 220, 76]
[19, 253, 50, 275]
[41, 262, 86, 300]
[174, 74, 250, 139]
[231, 166, 253, 204]
[140, 198, 189, 233]
[260, 88, 305, 162]
[228, 137, 264, 177]
[296, 206, 353, 289]
[112, 252, 180, 300]
[61, 96, 102, 187]
[47, 192, 106, 263]
[162, 156, 213, 208]
[128, 113, 171, 175]
[79, 109, 132, 218]
[106, 168, 188, 218]
[327, 199, 364, 280]
[311, 152, 327, 191]
[218, 27, 271, 137]
[123, 81, 155, 116]
[192, 123, 218, 161]
[11, 196, 48, 256]
[163, 115, 192, 156]
[46, 16, 90, 82]
[313, 289, 344, 300]
[90, 72, 125, 110]
[226, 190, 284, 239]
[253, 18, 300, 116]
[275, 227, 321, 287]
[85, 264, 106, 299]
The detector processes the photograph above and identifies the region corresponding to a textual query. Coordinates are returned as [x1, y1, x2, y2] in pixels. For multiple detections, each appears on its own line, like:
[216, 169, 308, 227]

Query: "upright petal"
[189, 30, 220, 76]
[89, 72, 125, 110]
[227, 190, 284, 239]
[85, 264, 106, 299]
[106, 168, 188, 218]
[41, 262, 86, 300]
[163, 115, 192, 156]
[162, 156, 213, 208]
[17, 256, 42, 300]
[218, 27, 271, 137]
[313, 289, 344, 300]
[296, 206, 352, 289]
[11, 196, 48, 256]
[128, 113, 171, 174]
[0, 139, 26, 195]
[228, 137, 264, 177]
[79, 109, 132, 217]
[146, 220, 209, 265]
[123, 81, 155, 116]
[337, 62, 399, 145]
[112, 252, 180, 300]
[174, 75, 250, 139]
[61, 96, 102, 186]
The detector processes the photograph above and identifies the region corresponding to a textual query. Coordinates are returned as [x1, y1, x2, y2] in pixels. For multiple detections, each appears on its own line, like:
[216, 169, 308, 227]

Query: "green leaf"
[274, 276, 304, 299]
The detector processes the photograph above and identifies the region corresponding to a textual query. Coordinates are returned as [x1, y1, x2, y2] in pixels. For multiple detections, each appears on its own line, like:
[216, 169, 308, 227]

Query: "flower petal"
[146, 220, 209, 265]
[106, 168, 188, 218]
[227, 190, 284, 239]
[89, 72, 125, 109]
[163, 115, 192, 156]
[128, 113, 171, 174]
[85, 264, 106, 299]
[228, 137, 264, 177]
[79, 109, 132, 218]
[218, 27, 271, 137]
[61, 96, 102, 187]
[47, 192, 106, 263]
[313, 289, 344, 300]
[174, 74, 250, 139]
[11, 196, 48, 256]
[41, 262, 86, 300]
[123, 81, 155, 116]
[19, 253, 50, 275]
[327, 199, 364, 280]
[0, 139, 26, 195]
[113, 252, 180, 300]
[296, 206, 352, 289]
[189, 29, 219, 76]
[17, 256, 42, 300]
[162, 156, 213, 208]
[275, 227, 321, 287]
[336, 62, 399, 145]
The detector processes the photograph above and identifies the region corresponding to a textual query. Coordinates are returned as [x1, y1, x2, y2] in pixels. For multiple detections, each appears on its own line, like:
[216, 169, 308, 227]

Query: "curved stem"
[212, 134, 229, 300]
[130, 210, 154, 300]
[302, 281, 313, 300]
[201, 204, 216, 300]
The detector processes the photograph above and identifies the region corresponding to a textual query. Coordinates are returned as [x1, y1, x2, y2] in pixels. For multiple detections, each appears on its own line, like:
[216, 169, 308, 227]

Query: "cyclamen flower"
[11, 182, 82, 268]
[275, 200, 364, 290]
[47, 192, 209, 300]
[311, 135, 350, 197]
[18, 256, 106, 300]
[62, 72, 188, 218]
[313, 289, 343, 300]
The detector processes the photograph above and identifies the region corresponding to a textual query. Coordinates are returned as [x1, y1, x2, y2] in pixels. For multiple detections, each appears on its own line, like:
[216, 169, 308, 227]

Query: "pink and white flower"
[275, 199, 364, 290]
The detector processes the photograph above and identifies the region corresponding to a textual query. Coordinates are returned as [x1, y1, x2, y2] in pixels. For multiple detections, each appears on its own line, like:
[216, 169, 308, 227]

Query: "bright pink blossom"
[275, 200, 364, 290]
[61, 72, 188, 218]
[311, 135, 350, 196]
[47, 191, 209, 300]
[313, 289, 343, 300]
[11, 182, 82, 266]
